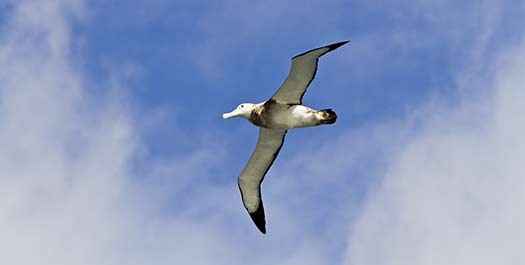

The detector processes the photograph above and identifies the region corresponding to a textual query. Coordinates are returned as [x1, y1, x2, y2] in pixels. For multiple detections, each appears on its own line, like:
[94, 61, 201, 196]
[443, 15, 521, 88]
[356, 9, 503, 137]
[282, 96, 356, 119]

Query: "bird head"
[222, 103, 256, 119]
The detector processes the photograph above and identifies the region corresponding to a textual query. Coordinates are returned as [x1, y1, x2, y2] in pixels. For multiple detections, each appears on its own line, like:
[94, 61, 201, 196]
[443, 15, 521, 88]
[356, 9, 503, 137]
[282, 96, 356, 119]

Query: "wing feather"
[271, 41, 349, 104]
[238, 128, 287, 234]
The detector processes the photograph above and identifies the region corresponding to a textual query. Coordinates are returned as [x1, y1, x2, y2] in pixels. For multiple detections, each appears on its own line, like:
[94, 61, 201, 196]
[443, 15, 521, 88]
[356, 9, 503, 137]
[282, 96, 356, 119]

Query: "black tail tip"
[322, 108, 336, 115]
[320, 109, 337, 124]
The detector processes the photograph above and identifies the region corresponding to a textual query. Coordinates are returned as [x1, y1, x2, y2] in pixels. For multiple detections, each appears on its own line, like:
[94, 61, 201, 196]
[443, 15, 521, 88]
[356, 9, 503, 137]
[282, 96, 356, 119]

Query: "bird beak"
[222, 110, 237, 119]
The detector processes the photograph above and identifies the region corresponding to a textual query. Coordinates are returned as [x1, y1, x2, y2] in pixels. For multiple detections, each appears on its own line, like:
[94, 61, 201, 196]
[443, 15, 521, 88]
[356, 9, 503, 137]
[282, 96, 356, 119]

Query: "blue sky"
[1, 0, 525, 264]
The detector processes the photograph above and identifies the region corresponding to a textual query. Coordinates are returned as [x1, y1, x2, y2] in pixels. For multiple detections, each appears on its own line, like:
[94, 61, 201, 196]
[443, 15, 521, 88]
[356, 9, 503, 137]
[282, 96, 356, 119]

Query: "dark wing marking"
[249, 201, 266, 234]
[271, 41, 349, 105]
[238, 128, 287, 234]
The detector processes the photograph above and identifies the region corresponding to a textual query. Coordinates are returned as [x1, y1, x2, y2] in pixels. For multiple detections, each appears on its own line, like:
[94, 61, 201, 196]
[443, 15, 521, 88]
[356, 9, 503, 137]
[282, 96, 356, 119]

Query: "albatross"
[223, 41, 349, 234]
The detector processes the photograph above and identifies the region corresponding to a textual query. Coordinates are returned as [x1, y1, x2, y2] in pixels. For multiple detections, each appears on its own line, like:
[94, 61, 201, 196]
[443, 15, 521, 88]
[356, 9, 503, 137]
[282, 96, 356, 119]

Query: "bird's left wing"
[271, 41, 349, 105]
[238, 127, 287, 234]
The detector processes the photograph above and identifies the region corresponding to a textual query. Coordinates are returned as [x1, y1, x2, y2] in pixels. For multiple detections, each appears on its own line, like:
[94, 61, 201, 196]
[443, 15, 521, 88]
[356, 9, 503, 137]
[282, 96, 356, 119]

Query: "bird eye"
[241, 105, 244, 108]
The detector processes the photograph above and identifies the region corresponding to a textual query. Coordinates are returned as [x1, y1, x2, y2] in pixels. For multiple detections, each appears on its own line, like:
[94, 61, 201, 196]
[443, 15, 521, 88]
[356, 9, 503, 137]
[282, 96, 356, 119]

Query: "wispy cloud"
[2, 0, 524, 264]
[0, 1, 353, 264]
[342, 2, 525, 263]
[345, 43, 525, 264]
[0, 1, 230, 264]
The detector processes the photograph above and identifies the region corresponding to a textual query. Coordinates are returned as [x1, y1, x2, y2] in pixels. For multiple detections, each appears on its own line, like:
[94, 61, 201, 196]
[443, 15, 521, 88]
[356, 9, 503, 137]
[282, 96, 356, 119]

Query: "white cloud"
[0, 2, 234, 264]
[0, 2, 351, 265]
[344, 30, 525, 265]
[2, 1, 524, 264]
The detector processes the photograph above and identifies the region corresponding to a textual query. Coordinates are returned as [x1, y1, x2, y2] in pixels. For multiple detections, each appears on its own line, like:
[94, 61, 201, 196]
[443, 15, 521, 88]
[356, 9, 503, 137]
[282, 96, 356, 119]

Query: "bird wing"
[271, 41, 349, 105]
[238, 127, 287, 234]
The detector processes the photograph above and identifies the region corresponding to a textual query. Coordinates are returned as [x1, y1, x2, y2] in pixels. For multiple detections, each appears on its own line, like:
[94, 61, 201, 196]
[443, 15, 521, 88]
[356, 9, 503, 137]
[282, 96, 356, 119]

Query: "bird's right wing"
[238, 127, 287, 234]
[271, 41, 349, 105]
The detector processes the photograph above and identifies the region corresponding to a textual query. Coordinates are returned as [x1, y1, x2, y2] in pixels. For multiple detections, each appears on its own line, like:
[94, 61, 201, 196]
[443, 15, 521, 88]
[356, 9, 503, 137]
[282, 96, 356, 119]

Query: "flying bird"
[223, 41, 349, 234]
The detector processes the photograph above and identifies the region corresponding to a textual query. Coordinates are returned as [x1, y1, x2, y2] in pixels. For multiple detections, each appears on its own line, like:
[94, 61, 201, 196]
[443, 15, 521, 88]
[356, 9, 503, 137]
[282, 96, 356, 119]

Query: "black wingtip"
[249, 205, 267, 234]
[292, 40, 350, 59]
[326, 40, 350, 51]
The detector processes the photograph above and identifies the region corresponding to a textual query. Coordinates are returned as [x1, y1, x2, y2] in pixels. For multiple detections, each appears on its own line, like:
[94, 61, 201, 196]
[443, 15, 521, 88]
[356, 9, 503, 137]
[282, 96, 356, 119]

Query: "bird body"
[224, 100, 337, 130]
[223, 41, 349, 234]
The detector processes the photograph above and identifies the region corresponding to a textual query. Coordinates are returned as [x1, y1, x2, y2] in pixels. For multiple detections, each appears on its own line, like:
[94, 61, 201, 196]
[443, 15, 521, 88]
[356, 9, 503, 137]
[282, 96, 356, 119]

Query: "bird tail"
[319, 109, 337, 124]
